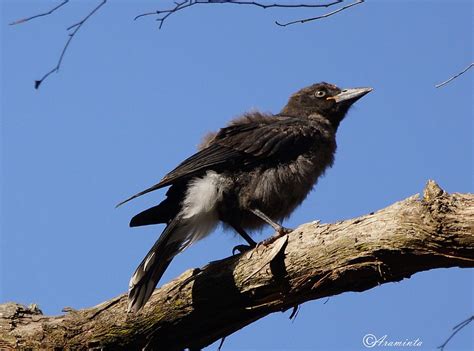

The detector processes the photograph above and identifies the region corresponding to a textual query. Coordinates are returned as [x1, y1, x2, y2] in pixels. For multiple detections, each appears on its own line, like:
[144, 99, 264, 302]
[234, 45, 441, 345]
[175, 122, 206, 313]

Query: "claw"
[259, 227, 293, 246]
[232, 244, 254, 255]
[277, 226, 293, 236]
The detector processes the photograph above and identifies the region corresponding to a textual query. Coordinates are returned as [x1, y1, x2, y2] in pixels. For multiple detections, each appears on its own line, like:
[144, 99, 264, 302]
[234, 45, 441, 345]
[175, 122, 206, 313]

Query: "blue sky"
[1, 1, 473, 350]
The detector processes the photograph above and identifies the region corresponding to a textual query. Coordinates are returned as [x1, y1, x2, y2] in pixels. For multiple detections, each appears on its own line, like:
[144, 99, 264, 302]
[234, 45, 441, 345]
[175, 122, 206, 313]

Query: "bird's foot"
[276, 226, 293, 236]
[258, 226, 293, 247]
[232, 226, 292, 254]
[232, 244, 255, 255]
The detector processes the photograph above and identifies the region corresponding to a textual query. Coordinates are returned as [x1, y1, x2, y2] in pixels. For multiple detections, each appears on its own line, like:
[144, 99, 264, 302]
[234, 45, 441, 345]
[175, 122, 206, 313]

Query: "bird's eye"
[315, 90, 326, 98]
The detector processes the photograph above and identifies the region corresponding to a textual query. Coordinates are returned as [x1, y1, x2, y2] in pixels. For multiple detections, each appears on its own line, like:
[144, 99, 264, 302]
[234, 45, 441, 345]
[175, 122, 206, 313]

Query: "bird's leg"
[230, 223, 257, 255]
[250, 208, 292, 235]
[250, 208, 293, 244]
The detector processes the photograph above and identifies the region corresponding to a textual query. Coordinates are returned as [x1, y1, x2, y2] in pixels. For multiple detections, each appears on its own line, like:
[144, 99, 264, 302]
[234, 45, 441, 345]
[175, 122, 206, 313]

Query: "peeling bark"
[1, 180, 473, 350]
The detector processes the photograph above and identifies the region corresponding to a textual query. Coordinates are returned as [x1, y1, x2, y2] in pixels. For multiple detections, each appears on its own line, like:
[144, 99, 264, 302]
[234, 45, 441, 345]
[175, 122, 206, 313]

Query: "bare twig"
[11, 1, 107, 89]
[288, 305, 300, 321]
[275, 0, 363, 27]
[435, 63, 474, 88]
[134, 0, 347, 29]
[12, 1, 362, 87]
[438, 315, 474, 351]
[209, 0, 343, 9]
[135, 0, 192, 29]
[9, 0, 69, 25]
[33, 0, 107, 89]
[217, 336, 226, 351]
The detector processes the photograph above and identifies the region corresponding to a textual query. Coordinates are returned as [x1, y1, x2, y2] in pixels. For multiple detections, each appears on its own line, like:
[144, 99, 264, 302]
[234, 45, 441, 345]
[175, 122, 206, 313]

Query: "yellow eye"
[315, 90, 326, 98]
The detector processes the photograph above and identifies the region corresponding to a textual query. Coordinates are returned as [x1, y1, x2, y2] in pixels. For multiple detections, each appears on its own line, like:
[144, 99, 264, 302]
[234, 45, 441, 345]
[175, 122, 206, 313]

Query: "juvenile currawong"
[118, 82, 372, 312]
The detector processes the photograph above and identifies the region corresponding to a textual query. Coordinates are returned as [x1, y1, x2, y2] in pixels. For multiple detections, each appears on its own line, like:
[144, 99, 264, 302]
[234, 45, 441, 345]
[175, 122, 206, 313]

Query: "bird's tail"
[127, 218, 184, 312]
[127, 212, 217, 312]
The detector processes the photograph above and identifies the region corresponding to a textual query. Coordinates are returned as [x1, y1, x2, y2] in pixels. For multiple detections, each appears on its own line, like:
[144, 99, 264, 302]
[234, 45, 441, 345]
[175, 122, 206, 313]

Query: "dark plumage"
[119, 82, 372, 312]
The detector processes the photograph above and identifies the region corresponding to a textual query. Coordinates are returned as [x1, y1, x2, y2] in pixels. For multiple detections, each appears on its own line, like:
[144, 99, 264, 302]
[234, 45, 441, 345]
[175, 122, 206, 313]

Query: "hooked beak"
[331, 87, 373, 103]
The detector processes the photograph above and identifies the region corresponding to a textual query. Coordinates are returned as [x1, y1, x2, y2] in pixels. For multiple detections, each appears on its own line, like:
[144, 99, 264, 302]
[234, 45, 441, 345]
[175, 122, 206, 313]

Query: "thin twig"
[217, 336, 226, 351]
[9, 0, 69, 25]
[211, 0, 343, 9]
[435, 63, 474, 88]
[33, 0, 107, 89]
[289, 305, 300, 321]
[275, 0, 363, 27]
[134, 0, 345, 29]
[438, 315, 473, 350]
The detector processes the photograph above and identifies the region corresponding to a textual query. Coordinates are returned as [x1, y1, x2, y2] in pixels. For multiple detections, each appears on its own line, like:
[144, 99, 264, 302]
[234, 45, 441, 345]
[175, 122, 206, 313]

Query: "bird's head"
[281, 82, 372, 129]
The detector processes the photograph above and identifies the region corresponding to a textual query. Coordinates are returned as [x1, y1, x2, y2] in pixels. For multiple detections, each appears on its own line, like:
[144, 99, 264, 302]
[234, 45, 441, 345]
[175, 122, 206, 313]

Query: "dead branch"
[10, 1, 363, 88]
[133, 0, 362, 29]
[0, 180, 473, 350]
[435, 62, 474, 88]
[10, 0, 107, 89]
[8, 0, 69, 25]
[275, 0, 363, 27]
[438, 315, 474, 350]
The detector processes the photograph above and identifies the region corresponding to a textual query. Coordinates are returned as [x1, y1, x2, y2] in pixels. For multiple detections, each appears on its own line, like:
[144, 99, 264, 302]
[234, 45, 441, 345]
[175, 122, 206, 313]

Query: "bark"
[1, 180, 473, 350]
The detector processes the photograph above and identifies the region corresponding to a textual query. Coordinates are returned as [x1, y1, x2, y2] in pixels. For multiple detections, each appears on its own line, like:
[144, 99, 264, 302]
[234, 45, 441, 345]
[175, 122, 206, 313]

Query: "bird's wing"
[117, 117, 318, 206]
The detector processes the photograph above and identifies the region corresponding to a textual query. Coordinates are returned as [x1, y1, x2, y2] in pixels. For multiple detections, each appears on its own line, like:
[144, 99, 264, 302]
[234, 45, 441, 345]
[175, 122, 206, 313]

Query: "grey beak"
[332, 87, 373, 103]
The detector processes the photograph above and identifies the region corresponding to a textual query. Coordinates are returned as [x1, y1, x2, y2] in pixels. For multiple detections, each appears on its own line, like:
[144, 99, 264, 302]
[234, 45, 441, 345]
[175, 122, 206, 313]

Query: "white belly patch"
[171, 171, 225, 249]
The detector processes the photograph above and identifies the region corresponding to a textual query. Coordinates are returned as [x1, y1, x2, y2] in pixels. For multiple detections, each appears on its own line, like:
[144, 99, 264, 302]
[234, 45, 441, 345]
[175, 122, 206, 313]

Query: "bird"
[118, 82, 372, 312]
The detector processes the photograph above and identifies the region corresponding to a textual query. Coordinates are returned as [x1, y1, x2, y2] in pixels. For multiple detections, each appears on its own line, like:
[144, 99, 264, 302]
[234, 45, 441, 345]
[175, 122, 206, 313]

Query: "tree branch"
[275, 0, 363, 27]
[10, 1, 107, 89]
[133, 0, 362, 29]
[1, 180, 473, 350]
[11, 1, 363, 88]
[435, 62, 474, 88]
[9, 0, 69, 25]
[438, 315, 474, 350]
